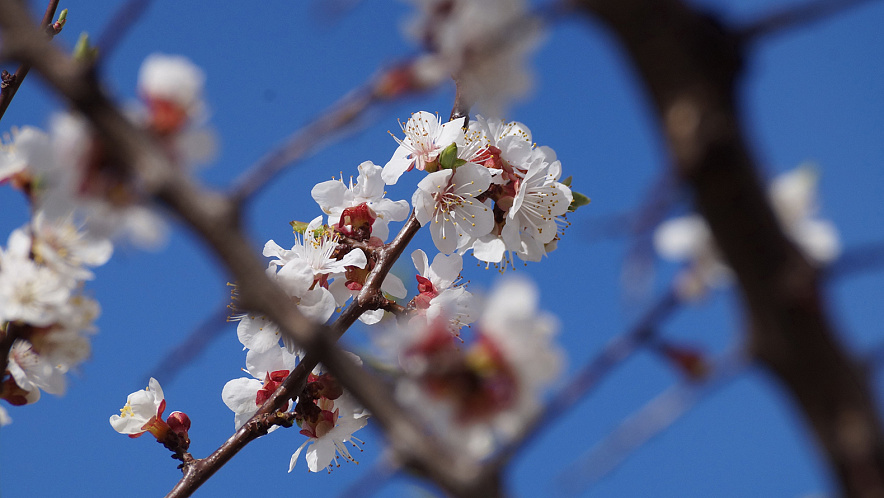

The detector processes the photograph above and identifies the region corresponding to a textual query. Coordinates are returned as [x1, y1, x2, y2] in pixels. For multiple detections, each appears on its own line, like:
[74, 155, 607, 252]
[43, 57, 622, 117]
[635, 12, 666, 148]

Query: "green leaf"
[438, 142, 460, 170]
[561, 176, 572, 187]
[568, 191, 590, 212]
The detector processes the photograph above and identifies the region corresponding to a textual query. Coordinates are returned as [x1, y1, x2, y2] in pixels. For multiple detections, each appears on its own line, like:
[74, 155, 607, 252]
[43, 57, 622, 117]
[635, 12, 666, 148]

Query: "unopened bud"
[166, 411, 191, 436]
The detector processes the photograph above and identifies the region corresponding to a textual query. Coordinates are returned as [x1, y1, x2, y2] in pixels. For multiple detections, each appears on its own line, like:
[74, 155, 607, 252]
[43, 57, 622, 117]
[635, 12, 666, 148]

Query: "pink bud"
[166, 411, 191, 435]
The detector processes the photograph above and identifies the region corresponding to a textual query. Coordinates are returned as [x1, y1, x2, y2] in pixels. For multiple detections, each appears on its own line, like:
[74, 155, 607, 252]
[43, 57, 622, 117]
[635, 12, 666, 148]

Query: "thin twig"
[95, 0, 154, 60]
[230, 59, 439, 203]
[558, 350, 747, 495]
[166, 213, 423, 498]
[143, 303, 230, 386]
[229, 86, 378, 202]
[0, 0, 60, 123]
[737, 0, 882, 42]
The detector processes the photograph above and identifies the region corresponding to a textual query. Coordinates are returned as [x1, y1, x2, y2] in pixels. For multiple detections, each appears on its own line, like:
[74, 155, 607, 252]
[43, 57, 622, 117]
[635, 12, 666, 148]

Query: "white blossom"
[109, 377, 165, 436]
[311, 161, 410, 241]
[392, 277, 562, 459]
[0, 249, 70, 327]
[413, 163, 494, 254]
[138, 53, 206, 119]
[222, 346, 299, 431]
[382, 111, 466, 185]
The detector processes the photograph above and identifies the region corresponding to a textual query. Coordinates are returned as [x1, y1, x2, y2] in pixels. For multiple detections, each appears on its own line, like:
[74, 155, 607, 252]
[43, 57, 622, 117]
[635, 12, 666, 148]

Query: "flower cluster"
[388, 112, 575, 266]
[654, 165, 841, 300]
[4, 53, 214, 427]
[0, 213, 112, 424]
[0, 53, 214, 248]
[221, 341, 369, 472]
[211, 109, 580, 473]
[392, 278, 562, 458]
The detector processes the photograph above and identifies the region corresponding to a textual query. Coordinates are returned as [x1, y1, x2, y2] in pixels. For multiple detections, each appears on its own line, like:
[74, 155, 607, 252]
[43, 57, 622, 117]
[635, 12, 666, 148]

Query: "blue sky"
[1, 0, 883, 496]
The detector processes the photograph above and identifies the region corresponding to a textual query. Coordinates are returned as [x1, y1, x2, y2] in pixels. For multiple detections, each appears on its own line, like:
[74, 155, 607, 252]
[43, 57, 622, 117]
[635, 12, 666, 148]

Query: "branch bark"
[576, 1, 884, 496]
[0, 0, 59, 122]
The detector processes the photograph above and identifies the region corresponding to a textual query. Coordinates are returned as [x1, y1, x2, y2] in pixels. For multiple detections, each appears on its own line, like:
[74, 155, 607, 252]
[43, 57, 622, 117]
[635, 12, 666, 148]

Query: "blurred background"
[1, 0, 883, 496]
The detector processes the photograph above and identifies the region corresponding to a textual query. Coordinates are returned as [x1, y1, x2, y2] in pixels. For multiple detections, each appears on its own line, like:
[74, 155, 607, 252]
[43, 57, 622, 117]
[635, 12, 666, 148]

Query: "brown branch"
[144, 303, 230, 386]
[166, 216, 425, 498]
[576, 1, 884, 497]
[229, 86, 378, 202]
[0, 0, 60, 123]
[0, 4, 497, 497]
[95, 0, 154, 59]
[230, 59, 439, 203]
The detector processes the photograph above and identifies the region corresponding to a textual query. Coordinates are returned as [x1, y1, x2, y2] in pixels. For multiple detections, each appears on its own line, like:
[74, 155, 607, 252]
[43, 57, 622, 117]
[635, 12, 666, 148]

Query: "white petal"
[792, 219, 841, 264]
[237, 316, 281, 352]
[311, 179, 348, 215]
[470, 235, 506, 263]
[411, 249, 430, 277]
[221, 378, 263, 428]
[381, 273, 407, 299]
[381, 145, 414, 185]
[358, 308, 385, 325]
[289, 440, 310, 473]
[276, 259, 315, 297]
[306, 439, 335, 473]
[297, 288, 336, 324]
[429, 252, 462, 290]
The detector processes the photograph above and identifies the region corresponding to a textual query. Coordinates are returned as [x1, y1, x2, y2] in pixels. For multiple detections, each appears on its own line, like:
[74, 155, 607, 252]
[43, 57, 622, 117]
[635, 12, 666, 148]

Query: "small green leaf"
[568, 191, 590, 212]
[73, 32, 99, 62]
[439, 142, 460, 170]
[290, 221, 309, 234]
[561, 176, 572, 187]
[58, 9, 68, 22]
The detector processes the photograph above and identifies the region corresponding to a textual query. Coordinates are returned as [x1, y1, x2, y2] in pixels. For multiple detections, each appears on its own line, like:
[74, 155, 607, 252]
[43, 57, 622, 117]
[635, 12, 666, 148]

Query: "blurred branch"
[559, 349, 747, 495]
[585, 173, 683, 242]
[96, 0, 153, 59]
[576, 1, 884, 497]
[737, 0, 882, 42]
[230, 60, 433, 203]
[144, 303, 230, 387]
[229, 85, 377, 202]
[0, 0, 61, 123]
[0, 4, 497, 497]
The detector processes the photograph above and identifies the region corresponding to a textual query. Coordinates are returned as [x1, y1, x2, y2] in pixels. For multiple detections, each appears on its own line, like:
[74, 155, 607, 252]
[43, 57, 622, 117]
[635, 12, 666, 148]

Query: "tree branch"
[230, 60, 438, 203]
[0, 0, 60, 123]
[96, 0, 154, 59]
[560, 349, 747, 494]
[737, 0, 882, 42]
[576, 1, 884, 496]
